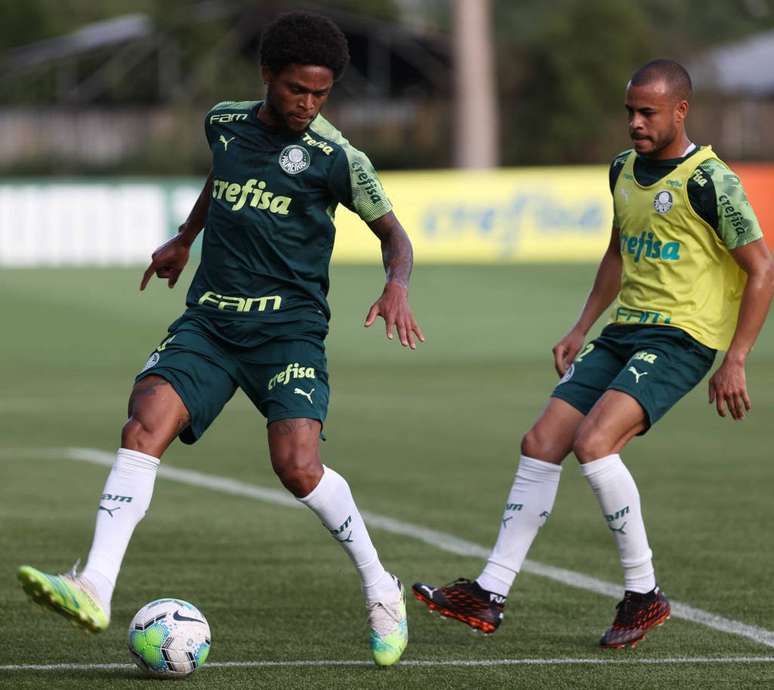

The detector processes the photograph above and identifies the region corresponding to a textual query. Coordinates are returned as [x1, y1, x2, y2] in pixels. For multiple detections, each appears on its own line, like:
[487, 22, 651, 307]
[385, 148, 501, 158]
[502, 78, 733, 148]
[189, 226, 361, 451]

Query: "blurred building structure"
[2, 0, 774, 174]
[690, 29, 774, 161]
[0, 2, 452, 174]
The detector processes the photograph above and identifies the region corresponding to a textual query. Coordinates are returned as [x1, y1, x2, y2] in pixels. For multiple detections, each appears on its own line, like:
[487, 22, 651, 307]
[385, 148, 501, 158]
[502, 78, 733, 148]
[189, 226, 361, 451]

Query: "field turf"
[1, 264, 773, 688]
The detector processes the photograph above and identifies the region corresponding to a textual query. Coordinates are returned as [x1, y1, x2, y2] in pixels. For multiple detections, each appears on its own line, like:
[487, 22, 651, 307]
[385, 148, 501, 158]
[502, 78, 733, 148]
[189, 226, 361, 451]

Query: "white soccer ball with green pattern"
[128, 598, 211, 678]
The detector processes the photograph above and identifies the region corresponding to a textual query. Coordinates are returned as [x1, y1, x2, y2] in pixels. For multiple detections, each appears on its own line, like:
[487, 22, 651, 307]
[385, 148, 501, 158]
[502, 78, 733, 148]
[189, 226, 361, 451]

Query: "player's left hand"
[364, 282, 425, 350]
[708, 357, 751, 420]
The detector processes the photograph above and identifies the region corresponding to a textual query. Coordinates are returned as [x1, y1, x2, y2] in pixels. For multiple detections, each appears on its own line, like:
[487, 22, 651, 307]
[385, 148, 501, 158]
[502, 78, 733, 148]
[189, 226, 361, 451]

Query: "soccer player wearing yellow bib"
[414, 60, 774, 649]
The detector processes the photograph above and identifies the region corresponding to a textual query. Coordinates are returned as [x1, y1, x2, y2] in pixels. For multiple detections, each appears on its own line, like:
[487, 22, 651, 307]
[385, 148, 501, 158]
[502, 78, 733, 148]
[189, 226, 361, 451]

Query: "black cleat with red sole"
[600, 587, 671, 649]
[412, 578, 505, 634]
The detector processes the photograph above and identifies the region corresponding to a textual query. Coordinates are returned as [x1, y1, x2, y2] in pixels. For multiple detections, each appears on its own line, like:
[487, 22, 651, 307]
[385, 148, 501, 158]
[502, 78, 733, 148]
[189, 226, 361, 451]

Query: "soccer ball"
[128, 598, 211, 678]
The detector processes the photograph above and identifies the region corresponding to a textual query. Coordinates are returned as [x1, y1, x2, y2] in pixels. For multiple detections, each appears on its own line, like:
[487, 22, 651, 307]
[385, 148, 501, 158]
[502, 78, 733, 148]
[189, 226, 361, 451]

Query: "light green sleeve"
[705, 159, 764, 250]
[311, 115, 393, 223]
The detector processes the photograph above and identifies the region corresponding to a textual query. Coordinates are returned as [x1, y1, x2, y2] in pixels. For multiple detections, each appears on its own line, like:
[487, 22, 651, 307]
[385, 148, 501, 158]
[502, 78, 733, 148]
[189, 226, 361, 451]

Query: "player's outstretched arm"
[552, 227, 622, 376]
[364, 211, 425, 350]
[140, 170, 214, 290]
[708, 238, 774, 420]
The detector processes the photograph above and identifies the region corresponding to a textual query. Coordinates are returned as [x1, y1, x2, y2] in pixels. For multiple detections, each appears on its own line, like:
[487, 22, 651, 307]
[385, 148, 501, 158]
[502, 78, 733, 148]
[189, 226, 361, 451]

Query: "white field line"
[10, 447, 774, 651]
[2, 657, 774, 672]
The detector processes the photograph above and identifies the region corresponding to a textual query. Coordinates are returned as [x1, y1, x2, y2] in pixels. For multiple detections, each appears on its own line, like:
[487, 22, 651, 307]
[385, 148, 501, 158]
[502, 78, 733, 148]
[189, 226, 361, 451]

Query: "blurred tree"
[3, 0, 774, 171]
[641, 0, 774, 45]
[0, 2, 52, 48]
[493, 0, 774, 164]
[495, 0, 652, 164]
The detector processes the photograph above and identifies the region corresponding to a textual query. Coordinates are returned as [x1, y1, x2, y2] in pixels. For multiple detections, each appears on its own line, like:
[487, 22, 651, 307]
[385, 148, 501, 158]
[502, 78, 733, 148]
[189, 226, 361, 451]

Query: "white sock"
[81, 448, 159, 613]
[477, 455, 562, 597]
[580, 454, 655, 593]
[298, 465, 394, 602]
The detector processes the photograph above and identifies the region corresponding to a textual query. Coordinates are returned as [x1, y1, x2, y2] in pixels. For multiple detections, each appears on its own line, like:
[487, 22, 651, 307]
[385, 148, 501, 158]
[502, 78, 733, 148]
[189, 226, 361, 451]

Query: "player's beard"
[638, 122, 679, 159]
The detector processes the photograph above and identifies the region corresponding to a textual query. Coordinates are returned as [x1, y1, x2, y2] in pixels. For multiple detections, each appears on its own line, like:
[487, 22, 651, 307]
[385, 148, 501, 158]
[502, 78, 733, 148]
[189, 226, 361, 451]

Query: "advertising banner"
[0, 164, 771, 266]
[333, 167, 612, 263]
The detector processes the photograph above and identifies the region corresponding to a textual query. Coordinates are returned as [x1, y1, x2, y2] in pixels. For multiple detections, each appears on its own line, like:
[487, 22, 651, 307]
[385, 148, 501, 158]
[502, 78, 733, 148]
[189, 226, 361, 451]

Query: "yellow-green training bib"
[611, 146, 747, 350]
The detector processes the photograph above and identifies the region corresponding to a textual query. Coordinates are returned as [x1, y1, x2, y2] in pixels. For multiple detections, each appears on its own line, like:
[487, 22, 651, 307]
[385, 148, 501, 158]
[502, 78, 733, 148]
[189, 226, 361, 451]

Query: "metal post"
[452, 0, 499, 168]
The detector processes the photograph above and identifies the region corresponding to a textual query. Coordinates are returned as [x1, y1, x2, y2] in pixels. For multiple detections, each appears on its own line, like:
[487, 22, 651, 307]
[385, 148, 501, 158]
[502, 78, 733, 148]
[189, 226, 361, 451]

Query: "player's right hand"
[552, 329, 584, 377]
[140, 233, 191, 290]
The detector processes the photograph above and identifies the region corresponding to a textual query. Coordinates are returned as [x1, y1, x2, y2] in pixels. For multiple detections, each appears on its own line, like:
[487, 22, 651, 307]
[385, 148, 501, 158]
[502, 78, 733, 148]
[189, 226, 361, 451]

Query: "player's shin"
[81, 448, 160, 613]
[477, 455, 562, 597]
[580, 454, 655, 593]
[297, 465, 393, 600]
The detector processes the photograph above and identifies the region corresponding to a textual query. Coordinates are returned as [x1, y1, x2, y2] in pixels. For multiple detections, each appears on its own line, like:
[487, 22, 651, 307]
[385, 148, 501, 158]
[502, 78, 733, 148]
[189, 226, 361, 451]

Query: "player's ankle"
[79, 569, 113, 615]
[364, 571, 398, 603]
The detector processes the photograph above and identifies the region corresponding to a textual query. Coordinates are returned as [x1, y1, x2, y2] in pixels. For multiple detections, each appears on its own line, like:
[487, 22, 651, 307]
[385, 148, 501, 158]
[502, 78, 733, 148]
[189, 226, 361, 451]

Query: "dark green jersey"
[185, 100, 392, 335]
[609, 146, 762, 249]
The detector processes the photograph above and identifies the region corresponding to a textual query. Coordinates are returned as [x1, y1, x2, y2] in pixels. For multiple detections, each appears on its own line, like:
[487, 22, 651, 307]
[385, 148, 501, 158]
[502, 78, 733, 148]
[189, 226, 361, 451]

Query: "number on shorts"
[575, 343, 595, 362]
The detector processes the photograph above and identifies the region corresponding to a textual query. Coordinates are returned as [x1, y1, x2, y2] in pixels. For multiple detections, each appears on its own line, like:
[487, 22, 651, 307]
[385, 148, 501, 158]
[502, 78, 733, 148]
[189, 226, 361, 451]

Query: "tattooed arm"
[364, 211, 425, 350]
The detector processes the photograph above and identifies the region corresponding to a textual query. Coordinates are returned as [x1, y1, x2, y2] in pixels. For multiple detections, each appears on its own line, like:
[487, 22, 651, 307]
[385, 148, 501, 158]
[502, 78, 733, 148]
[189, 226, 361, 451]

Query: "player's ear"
[675, 99, 689, 123]
[261, 65, 274, 87]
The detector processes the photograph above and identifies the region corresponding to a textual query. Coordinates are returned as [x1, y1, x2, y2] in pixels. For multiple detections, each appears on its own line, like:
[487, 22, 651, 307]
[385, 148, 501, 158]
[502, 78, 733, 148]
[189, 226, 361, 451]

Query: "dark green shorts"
[551, 324, 716, 431]
[135, 310, 329, 444]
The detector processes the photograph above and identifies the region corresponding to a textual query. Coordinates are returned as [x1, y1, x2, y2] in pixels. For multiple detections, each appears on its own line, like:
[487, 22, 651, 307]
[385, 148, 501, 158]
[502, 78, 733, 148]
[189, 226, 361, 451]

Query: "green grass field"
[1, 264, 773, 689]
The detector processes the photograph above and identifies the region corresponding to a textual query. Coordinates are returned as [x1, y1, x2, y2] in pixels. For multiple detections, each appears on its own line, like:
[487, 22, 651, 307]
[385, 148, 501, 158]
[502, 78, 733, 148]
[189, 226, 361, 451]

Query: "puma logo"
[294, 387, 315, 403]
[609, 521, 628, 535]
[219, 135, 235, 151]
[98, 505, 120, 518]
[627, 366, 648, 384]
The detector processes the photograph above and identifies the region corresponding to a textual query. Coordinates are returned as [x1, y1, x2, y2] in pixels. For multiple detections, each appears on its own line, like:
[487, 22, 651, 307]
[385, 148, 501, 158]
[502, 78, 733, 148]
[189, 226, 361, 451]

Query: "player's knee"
[521, 428, 547, 459]
[521, 428, 566, 464]
[271, 447, 322, 498]
[572, 429, 610, 464]
[121, 418, 164, 457]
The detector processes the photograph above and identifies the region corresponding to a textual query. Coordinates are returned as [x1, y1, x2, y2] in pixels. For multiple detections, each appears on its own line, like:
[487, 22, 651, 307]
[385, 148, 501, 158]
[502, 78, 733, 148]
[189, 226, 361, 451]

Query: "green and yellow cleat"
[18, 565, 109, 634]
[367, 575, 408, 667]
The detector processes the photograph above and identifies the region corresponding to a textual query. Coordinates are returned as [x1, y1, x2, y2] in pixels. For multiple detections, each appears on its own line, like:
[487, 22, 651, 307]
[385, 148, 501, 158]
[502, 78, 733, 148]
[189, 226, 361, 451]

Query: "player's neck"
[257, 101, 308, 137]
[257, 101, 282, 129]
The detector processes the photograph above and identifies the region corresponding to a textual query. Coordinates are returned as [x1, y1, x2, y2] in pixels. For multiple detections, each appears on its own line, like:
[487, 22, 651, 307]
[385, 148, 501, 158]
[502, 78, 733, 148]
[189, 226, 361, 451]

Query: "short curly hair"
[260, 11, 350, 81]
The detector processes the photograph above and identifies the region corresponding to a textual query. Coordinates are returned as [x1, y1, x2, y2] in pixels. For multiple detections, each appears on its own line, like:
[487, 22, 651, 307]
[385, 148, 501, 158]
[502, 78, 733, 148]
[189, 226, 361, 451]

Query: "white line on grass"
[2, 657, 774, 672]
[10, 447, 774, 650]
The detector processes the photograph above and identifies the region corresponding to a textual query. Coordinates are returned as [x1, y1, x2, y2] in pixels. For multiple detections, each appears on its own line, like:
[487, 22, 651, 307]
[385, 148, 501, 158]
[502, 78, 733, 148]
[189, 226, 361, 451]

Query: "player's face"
[261, 64, 334, 132]
[625, 80, 687, 158]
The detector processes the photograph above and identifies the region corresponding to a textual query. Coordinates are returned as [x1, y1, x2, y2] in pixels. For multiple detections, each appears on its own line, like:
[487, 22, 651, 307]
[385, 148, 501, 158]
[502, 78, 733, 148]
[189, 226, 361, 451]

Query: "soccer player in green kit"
[18, 12, 422, 667]
[414, 60, 774, 649]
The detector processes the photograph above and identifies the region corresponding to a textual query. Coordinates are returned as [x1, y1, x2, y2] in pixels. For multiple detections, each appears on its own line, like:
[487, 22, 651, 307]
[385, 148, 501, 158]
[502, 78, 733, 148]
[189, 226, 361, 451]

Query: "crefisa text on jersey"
[212, 178, 292, 214]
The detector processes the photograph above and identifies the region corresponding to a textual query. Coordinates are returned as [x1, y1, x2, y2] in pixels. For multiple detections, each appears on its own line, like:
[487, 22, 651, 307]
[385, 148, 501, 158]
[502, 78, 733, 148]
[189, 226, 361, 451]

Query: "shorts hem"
[265, 410, 327, 440]
[550, 390, 592, 417]
[265, 410, 325, 425]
